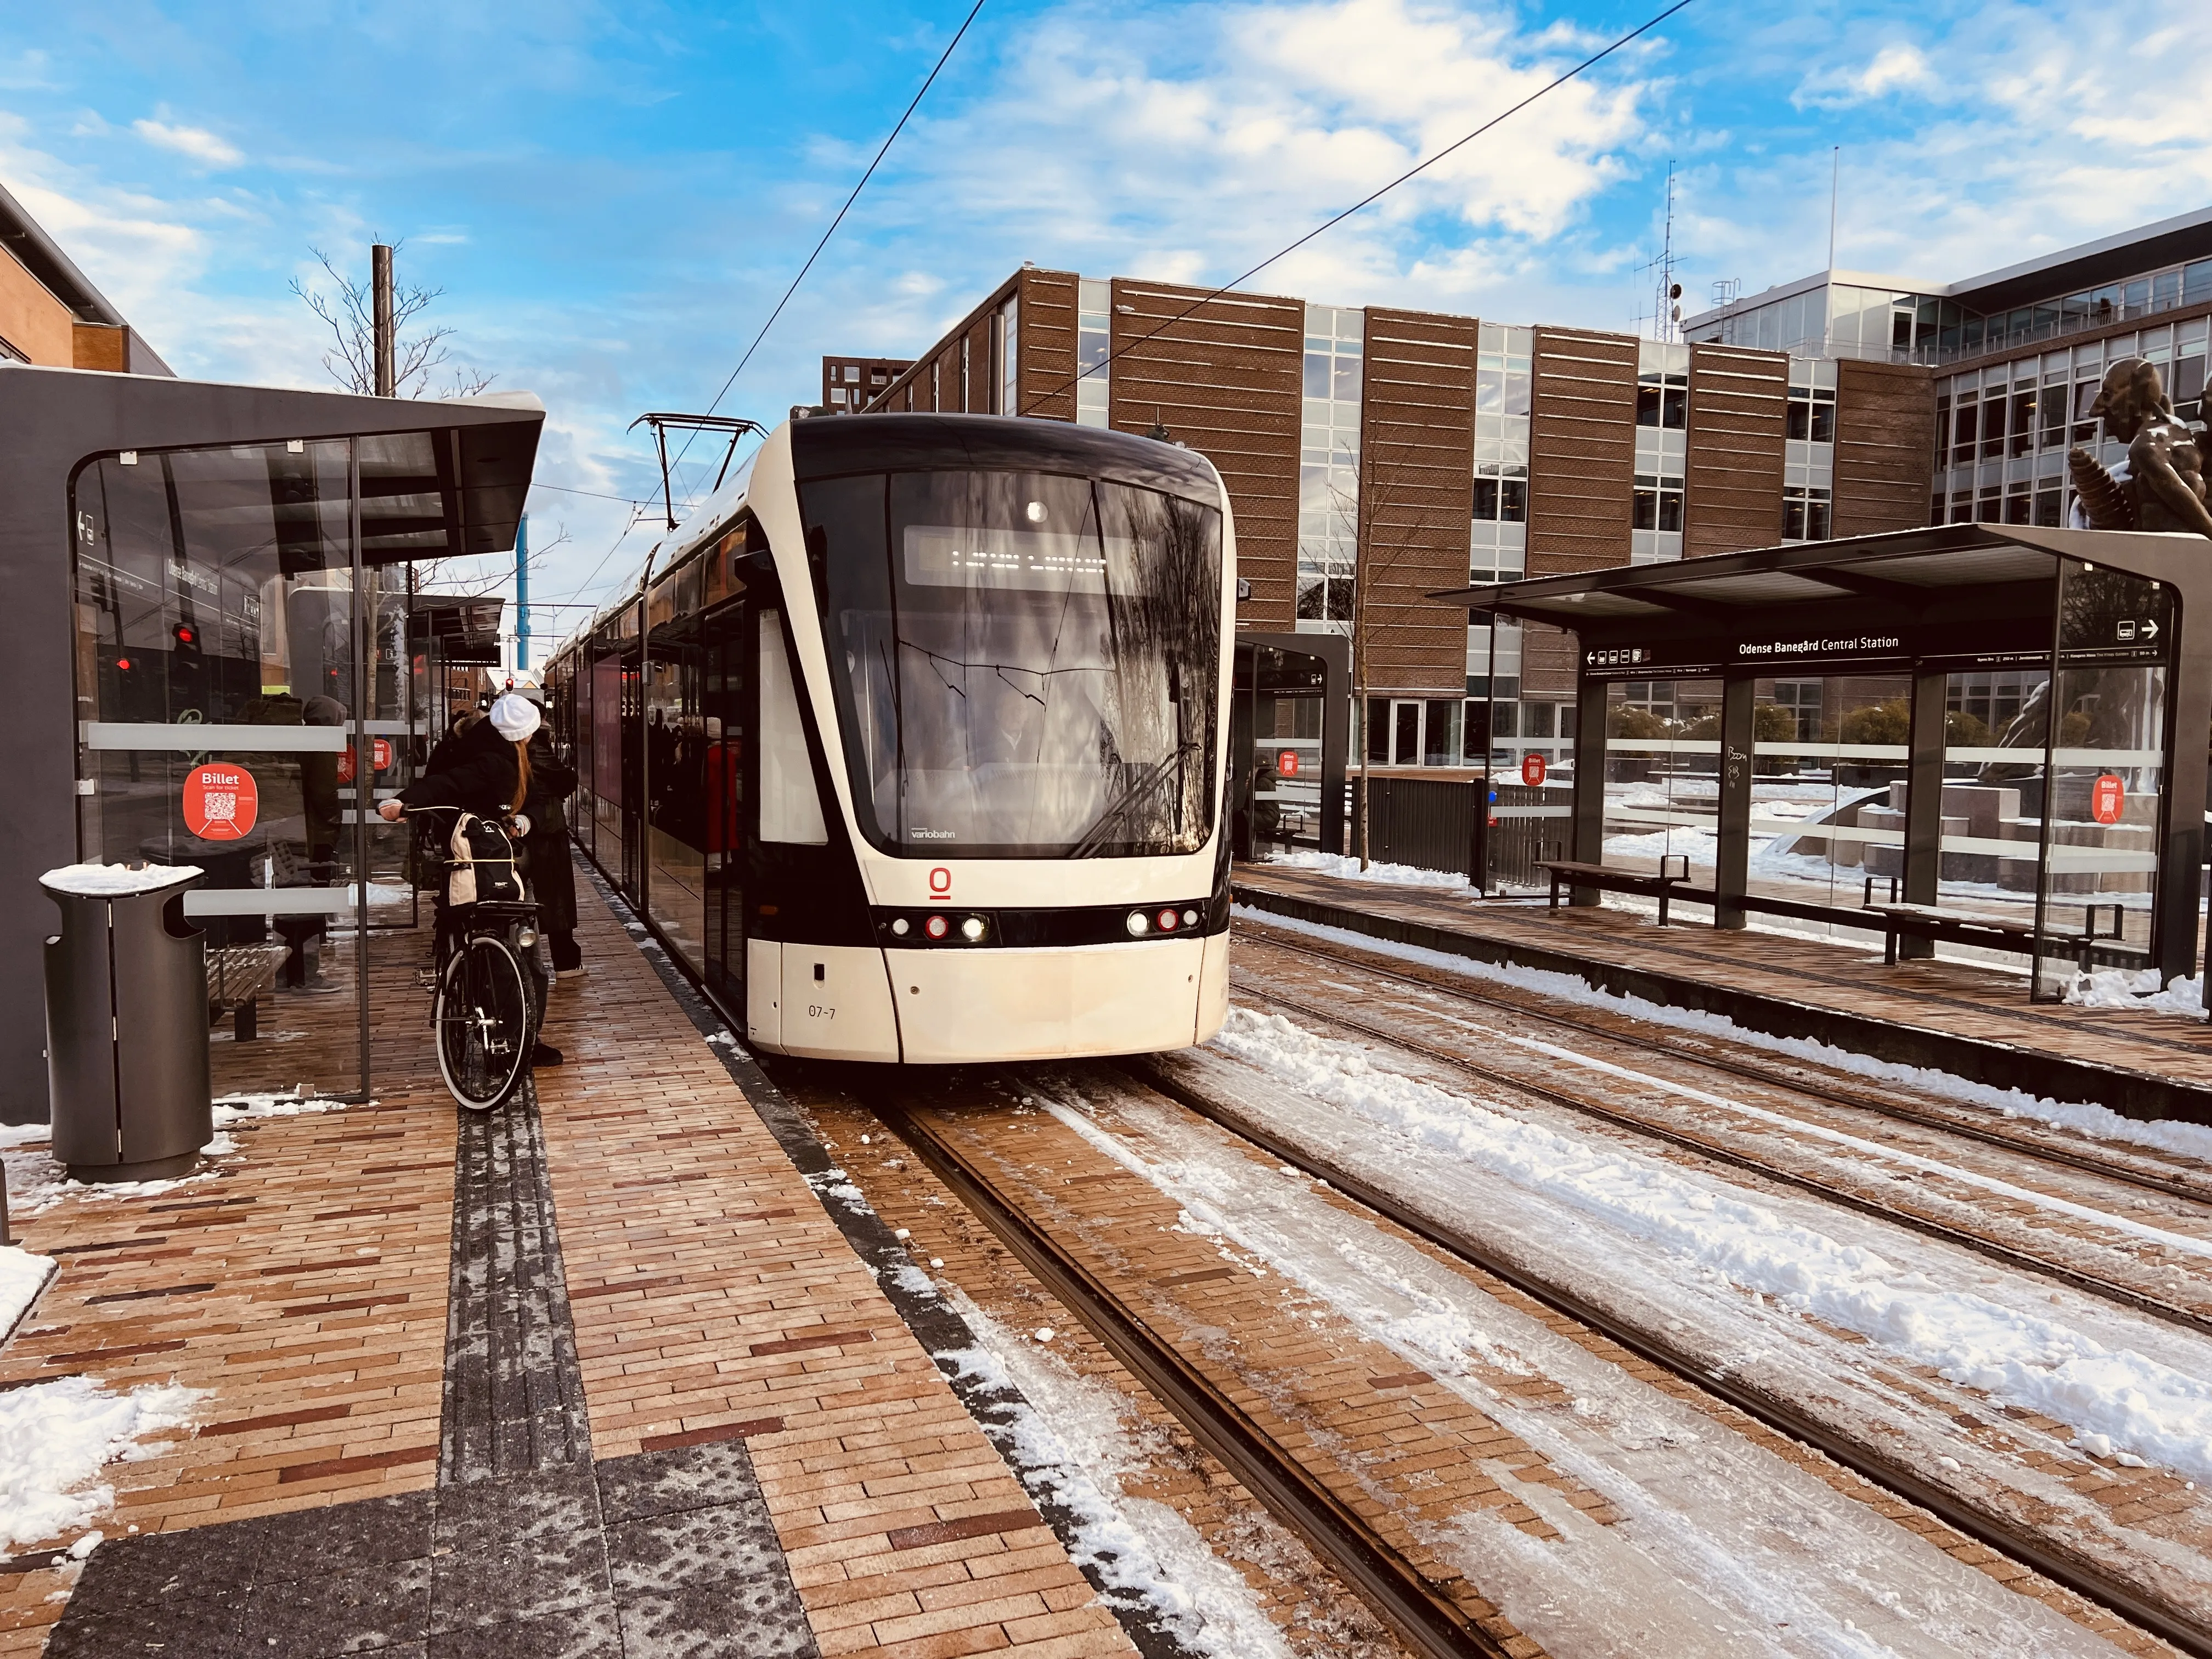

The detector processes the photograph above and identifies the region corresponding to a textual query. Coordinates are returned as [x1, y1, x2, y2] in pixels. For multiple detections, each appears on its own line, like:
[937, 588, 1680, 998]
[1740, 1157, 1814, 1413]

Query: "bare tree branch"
[289, 242, 496, 398]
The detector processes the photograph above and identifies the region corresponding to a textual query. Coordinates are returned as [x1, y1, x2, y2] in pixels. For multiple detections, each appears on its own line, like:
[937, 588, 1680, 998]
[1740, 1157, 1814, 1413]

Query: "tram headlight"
[1126, 910, 1150, 936]
[960, 916, 987, 942]
[926, 915, 950, 940]
[1182, 909, 1200, 928]
[1156, 908, 1179, 931]
[890, 918, 910, 936]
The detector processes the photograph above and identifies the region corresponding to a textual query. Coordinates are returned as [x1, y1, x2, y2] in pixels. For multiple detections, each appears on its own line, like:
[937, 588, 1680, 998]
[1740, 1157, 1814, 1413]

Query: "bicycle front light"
[517, 929, 539, 949]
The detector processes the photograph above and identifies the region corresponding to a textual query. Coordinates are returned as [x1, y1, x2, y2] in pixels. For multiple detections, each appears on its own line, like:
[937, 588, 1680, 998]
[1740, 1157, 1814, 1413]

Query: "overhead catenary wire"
[662, 0, 988, 504]
[1018, 0, 1698, 416]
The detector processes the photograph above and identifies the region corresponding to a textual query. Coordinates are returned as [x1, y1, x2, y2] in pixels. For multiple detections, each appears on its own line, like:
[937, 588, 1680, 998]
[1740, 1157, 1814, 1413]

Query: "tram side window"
[758, 608, 828, 845]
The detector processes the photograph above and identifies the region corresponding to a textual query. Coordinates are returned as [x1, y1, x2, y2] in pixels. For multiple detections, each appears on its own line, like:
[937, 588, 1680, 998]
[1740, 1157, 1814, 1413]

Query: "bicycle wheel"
[435, 934, 532, 1111]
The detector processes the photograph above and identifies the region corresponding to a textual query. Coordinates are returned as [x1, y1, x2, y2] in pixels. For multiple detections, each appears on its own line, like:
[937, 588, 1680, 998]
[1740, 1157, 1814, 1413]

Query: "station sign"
[183, 763, 258, 840]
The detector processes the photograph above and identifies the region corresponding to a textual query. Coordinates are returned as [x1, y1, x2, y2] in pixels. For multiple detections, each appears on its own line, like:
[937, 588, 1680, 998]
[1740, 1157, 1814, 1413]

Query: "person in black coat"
[522, 725, 582, 975]
[380, 694, 562, 1067]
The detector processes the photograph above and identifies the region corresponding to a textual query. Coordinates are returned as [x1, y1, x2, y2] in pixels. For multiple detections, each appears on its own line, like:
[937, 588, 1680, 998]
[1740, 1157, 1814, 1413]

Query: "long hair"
[511, 737, 532, 816]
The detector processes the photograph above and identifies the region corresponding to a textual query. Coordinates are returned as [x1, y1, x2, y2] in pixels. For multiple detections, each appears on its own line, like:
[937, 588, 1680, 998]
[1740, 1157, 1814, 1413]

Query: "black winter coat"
[521, 731, 580, 934]
[399, 717, 522, 822]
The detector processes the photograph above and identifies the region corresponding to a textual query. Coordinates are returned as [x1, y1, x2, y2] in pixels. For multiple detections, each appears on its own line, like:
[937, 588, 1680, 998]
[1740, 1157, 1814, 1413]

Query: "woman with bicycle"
[379, 693, 564, 1080]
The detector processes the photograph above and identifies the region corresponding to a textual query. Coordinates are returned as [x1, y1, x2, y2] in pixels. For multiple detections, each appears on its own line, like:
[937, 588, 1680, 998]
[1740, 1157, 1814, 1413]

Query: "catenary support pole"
[515, 512, 530, 675]
[371, 245, 395, 399]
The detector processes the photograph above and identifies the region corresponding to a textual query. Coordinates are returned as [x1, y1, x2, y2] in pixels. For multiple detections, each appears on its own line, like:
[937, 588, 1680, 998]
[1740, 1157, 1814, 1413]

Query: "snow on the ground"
[38, 863, 203, 898]
[1235, 903, 2212, 1164]
[1262, 850, 1471, 890]
[1, 1092, 348, 1213]
[2066, 967, 2208, 1020]
[931, 1284, 1294, 1659]
[0, 1376, 201, 1560]
[1207, 1005, 2212, 1485]
[0, 1246, 54, 1341]
[1032, 1076, 2129, 1658]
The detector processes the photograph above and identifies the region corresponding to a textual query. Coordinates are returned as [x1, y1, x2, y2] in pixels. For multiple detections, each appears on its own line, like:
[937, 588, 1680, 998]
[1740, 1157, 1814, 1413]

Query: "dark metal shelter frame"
[1436, 523, 2212, 1006]
[0, 364, 543, 1118]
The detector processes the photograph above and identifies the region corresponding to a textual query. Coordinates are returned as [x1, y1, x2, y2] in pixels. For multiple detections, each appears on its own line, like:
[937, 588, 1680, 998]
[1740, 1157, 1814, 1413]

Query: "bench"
[1861, 898, 2131, 970]
[1539, 855, 1693, 927]
[207, 943, 290, 1041]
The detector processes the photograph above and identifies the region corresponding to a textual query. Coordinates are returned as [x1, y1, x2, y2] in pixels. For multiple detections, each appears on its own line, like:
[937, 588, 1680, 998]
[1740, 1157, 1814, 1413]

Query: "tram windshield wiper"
[1068, 743, 1197, 859]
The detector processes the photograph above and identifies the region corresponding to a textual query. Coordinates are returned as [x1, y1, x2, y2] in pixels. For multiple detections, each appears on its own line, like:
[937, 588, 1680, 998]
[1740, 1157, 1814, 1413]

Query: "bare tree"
[290, 243, 496, 398]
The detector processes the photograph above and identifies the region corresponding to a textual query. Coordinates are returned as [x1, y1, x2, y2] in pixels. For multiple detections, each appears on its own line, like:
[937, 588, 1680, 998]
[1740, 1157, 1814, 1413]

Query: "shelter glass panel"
[1747, 676, 1912, 925]
[1241, 647, 1327, 855]
[67, 440, 424, 1102]
[1602, 679, 1722, 885]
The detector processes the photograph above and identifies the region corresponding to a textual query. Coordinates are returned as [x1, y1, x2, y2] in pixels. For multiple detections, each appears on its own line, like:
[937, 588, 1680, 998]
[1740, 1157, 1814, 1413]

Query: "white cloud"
[851, 0, 1655, 332]
[1793, 41, 1935, 108]
[133, 118, 243, 170]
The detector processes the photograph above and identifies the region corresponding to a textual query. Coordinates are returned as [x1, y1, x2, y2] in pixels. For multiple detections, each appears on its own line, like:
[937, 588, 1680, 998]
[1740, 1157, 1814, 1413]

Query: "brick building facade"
[851, 263, 1942, 771]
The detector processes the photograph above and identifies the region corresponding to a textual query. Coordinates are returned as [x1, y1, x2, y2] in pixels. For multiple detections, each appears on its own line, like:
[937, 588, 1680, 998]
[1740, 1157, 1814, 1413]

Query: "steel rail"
[1127, 1058, 2212, 1659]
[1240, 921, 2212, 1209]
[866, 1091, 1516, 1659]
[1236, 975, 2212, 1341]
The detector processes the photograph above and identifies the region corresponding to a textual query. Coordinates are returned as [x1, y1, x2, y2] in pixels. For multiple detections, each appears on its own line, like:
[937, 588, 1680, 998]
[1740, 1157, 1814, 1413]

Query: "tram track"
[866, 1085, 1519, 1659]
[1237, 916, 2212, 1209]
[1231, 971, 2212, 1342]
[1113, 1055, 2212, 1659]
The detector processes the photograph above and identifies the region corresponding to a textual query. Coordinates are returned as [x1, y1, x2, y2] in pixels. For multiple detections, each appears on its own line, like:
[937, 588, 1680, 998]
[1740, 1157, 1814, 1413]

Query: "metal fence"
[1348, 776, 1573, 892]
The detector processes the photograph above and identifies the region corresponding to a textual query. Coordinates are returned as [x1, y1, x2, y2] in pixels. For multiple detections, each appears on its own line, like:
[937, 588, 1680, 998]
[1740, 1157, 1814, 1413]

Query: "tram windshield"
[803, 469, 1222, 857]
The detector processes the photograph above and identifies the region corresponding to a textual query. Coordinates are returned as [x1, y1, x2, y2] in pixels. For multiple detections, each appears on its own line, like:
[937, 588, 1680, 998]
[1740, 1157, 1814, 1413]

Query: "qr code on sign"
[203, 792, 238, 822]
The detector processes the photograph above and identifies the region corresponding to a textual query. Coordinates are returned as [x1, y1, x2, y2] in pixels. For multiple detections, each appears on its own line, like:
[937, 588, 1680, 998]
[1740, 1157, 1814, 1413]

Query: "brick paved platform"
[1, 854, 1133, 1659]
[1234, 861, 2212, 1123]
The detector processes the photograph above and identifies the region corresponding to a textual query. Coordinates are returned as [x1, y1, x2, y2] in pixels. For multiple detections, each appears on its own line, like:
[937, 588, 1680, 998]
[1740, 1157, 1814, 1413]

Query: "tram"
[544, 413, 1236, 1063]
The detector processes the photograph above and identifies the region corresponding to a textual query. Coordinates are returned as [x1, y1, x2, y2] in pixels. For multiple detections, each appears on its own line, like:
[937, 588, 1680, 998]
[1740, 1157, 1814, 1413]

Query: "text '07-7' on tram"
[545, 414, 1238, 1065]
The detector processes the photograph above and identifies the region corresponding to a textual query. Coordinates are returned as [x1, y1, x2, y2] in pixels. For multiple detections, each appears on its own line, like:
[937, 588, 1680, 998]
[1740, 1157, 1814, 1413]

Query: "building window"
[997, 294, 1019, 415]
[1634, 475, 1685, 531]
[1075, 278, 1110, 428]
[1470, 323, 1532, 585]
[1297, 304, 1364, 634]
[960, 336, 970, 411]
[1781, 487, 1832, 540]
[1785, 380, 1836, 442]
[1632, 341, 1688, 563]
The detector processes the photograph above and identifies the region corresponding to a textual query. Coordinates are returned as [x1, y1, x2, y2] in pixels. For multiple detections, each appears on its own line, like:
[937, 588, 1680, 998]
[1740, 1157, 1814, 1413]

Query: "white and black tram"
[544, 414, 1236, 1063]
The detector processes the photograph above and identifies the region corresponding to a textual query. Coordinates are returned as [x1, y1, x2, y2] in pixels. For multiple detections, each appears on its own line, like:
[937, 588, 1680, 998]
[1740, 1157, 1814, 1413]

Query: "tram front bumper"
[890, 935, 1224, 1063]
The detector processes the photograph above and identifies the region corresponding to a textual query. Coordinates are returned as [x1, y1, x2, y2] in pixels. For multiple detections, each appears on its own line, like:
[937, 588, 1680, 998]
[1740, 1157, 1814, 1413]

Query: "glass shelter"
[0, 365, 540, 1119]
[1443, 523, 2212, 1006]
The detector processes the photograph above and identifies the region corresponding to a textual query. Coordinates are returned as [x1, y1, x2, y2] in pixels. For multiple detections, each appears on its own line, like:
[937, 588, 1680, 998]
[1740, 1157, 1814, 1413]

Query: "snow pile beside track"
[0, 1377, 200, 1559]
[1236, 904, 2212, 1163]
[1211, 1005, 2212, 1481]
[933, 1286, 1293, 1659]
[1261, 851, 1471, 890]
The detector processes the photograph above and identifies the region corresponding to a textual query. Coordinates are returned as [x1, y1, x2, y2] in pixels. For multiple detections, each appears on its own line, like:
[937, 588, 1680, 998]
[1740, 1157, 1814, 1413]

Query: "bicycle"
[402, 804, 546, 1112]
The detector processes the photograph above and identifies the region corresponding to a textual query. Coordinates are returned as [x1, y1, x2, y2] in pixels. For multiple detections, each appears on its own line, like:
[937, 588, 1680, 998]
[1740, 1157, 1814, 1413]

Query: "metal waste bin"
[41, 866, 213, 1183]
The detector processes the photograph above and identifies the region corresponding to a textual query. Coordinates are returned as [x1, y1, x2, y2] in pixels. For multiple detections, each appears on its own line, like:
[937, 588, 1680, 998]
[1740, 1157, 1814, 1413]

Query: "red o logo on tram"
[2091, 772, 2125, 826]
[183, 764, 258, 840]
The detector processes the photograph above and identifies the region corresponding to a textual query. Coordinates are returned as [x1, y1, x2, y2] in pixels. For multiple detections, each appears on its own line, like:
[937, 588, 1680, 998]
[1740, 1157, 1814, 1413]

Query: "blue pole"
[514, 511, 529, 673]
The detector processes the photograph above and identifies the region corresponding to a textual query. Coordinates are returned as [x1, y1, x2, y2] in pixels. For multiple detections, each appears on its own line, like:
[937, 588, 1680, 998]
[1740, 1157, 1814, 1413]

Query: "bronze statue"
[2068, 357, 2212, 537]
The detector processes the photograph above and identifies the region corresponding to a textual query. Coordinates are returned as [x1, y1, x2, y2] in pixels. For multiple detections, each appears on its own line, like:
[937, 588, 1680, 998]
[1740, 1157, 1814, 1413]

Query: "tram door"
[700, 601, 747, 1009]
[618, 651, 644, 897]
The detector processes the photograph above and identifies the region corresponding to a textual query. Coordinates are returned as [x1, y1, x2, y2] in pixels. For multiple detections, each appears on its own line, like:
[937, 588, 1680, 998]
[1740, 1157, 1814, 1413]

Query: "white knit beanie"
[489, 692, 541, 741]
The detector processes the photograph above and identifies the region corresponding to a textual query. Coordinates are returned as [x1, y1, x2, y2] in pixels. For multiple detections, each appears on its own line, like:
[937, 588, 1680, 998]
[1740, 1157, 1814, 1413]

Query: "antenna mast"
[1653, 161, 1681, 343]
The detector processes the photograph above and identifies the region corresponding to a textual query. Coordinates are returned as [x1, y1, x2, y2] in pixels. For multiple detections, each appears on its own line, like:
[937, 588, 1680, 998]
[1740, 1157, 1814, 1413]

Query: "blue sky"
[4, 0, 2208, 648]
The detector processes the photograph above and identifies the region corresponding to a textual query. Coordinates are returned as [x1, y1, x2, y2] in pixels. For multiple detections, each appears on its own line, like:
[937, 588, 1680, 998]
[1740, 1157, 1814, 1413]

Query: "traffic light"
[171, 620, 203, 665]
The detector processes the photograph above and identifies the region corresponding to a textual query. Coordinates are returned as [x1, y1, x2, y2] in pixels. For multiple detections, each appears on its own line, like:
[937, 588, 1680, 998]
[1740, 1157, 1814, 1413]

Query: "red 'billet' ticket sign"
[2091, 772, 2125, 826]
[183, 764, 258, 840]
